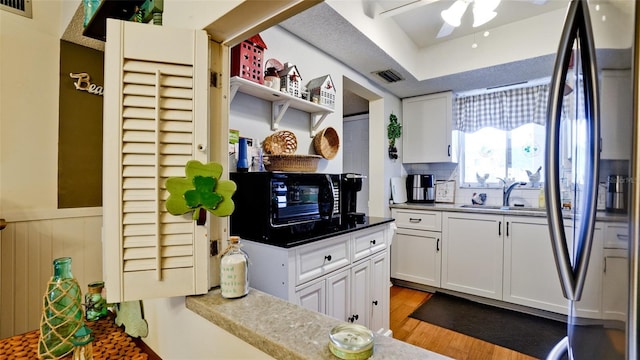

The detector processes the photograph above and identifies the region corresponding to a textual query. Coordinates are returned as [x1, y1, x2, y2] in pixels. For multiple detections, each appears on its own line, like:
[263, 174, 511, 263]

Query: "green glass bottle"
[38, 257, 84, 359]
[85, 281, 108, 321]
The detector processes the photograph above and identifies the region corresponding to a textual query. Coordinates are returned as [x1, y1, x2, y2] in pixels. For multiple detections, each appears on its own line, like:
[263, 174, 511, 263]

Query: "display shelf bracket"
[272, 100, 291, 130]
[230, 83, 240, 102]
[310, 112, 329, 137]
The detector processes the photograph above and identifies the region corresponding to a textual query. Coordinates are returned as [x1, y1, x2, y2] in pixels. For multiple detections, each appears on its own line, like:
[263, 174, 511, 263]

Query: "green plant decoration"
[387, 113, 402, 160]
[166, 160, 237, 221]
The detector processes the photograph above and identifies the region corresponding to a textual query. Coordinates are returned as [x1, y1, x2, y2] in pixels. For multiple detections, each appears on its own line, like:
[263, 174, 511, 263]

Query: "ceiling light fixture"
[441, 0, 501, 28]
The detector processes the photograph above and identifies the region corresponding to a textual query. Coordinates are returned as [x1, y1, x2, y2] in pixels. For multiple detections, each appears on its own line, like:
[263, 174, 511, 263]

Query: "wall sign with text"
[70, 72, 103, 96]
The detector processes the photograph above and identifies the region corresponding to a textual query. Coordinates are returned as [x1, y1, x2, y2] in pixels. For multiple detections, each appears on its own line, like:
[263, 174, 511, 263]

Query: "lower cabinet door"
[441, 213, 503, 300]
[369, 251, 389, 332]
[391, 228, 441, 287]
[295, 278, 326, 314]
[602, 249, 629, 322]
[503, 217, 568, 314]
[350, 260, 370, 327]
[326, 269, 351, 322]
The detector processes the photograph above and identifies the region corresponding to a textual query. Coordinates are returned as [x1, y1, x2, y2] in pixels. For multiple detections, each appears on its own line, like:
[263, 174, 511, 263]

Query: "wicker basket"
[263, 130, 297, 155]
[264, 154, 321, 172]
[313, 127, 340, 160]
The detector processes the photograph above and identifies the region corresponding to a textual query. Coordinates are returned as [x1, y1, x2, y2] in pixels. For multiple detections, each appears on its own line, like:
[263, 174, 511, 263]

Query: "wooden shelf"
[83, 0, 145, 41]
[230, 76, 334, 137]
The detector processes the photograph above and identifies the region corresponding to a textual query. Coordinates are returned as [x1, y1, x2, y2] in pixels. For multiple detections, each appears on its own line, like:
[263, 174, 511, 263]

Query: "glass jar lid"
[328, 324, 374, 359]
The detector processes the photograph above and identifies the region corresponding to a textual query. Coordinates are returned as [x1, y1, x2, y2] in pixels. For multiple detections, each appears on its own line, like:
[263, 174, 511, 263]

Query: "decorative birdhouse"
[307, 75, 336, 109]
[231, 34, 267, 84]
[278, 62, 303, 98]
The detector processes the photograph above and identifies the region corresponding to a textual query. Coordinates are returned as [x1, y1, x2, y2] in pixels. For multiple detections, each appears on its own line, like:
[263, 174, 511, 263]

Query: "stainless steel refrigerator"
[545, 0, 637, 359]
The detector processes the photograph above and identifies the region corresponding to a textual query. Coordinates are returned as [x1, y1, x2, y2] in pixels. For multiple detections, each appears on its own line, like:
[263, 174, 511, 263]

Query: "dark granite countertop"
[239, 216, 395, 248]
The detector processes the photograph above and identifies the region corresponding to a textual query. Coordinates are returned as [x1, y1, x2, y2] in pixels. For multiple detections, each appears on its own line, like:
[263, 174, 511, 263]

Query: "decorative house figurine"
[278, 62, 302, 98]
[307, 74, 336, 109]
[231, 34, 267, 84]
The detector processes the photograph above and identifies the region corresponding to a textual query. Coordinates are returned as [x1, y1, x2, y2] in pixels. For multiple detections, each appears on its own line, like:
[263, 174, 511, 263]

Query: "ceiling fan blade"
[436, 22, 456, 38]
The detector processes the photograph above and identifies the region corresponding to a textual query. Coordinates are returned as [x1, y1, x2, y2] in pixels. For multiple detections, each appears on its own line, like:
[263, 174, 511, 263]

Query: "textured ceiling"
[280, 1, 632, 102]
[279, 3, 556, 99]
[61, 3, 104, 52]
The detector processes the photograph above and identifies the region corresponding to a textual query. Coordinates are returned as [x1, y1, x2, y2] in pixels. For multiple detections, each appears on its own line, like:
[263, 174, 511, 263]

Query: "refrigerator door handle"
[545, 0, 600, 301]
[545, 336, 569, 360]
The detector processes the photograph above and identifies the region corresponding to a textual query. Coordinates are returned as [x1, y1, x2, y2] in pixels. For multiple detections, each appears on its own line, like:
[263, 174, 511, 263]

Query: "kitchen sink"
[459, 204, 545, 212]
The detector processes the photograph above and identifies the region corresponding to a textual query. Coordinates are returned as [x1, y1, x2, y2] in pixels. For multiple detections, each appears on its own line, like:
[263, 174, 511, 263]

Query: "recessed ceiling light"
[483, 31, 490, 37]
[472, 43, 478, 49]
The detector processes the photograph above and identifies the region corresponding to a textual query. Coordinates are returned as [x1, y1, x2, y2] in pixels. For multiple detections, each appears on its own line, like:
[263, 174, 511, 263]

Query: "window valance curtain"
[455, 84, 550, 133]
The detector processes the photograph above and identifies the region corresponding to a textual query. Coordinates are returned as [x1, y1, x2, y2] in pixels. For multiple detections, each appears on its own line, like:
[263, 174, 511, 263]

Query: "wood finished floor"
[390, 286, 538, 360]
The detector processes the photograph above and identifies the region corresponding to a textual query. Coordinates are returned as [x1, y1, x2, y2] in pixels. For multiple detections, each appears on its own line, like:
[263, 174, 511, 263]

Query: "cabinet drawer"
[392, 209, 441, 231]
[296, 235, 350, 285]
[604, 224, 629, 249]
[353, 227, 387, 262]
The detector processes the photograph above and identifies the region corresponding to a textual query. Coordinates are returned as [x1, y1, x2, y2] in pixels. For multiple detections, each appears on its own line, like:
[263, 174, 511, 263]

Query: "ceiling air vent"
[373, 69, 404, 83]
[1, 0, 32, 18]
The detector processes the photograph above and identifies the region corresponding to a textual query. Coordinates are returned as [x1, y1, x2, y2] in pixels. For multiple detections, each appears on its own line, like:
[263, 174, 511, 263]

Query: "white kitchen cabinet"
[441, 212, 503, 300]
[503, 216, 603, 318]
[295, 278, 326, 314]
[503, 216, 568, 314]
[242, 223, 392, 332]
[602, 249, 628, 322]
[326, 268, 351, 323]
[391, 209, 442, 287]
[602, 223, 629, 322]
[369, 251, 389, 332]
[392, 228, 441, 287]
[600, 70, 632, 160]
[350, 259, 370, 326]
[402, 92, 457, 163]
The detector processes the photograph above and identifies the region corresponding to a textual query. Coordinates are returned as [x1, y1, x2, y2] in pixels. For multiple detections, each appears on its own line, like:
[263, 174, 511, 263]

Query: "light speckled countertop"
[390, 202, 627, 222]
[186, 288, 452, 360]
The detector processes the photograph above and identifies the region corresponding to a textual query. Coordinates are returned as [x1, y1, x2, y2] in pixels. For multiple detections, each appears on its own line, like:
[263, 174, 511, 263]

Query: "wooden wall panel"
[0, 212, 102, 338]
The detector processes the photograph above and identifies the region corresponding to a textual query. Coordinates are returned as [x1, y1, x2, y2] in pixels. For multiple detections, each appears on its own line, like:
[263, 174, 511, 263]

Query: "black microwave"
[230, 172, 341, 243]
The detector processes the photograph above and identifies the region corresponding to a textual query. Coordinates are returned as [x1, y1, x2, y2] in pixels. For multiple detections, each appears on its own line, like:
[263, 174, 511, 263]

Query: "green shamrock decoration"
[166, 160, 237, 220]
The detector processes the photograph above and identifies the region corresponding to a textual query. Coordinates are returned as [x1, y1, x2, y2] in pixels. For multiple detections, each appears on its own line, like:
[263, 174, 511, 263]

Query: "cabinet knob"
[370, 239, 376, 245]
[372, 300, 378, 306]
[348, 314, 359, 323]
[324, 255, 332, 262]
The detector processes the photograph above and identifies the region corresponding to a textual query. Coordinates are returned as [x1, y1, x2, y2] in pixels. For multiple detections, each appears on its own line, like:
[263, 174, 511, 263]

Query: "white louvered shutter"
[103, 19, 210, 302]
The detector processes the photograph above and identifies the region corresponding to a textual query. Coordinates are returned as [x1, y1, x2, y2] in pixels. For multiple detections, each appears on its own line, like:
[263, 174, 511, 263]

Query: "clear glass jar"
[220, 236, 249, 298]
[328, 324, 374, 360]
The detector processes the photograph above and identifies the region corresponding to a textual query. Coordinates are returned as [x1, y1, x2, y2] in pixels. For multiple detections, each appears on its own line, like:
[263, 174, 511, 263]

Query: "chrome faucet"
[497, 178, 527, 207]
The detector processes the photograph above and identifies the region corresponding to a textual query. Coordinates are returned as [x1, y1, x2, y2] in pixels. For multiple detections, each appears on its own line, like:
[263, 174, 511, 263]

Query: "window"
[455, 82, 549, 188]
[459, 123, 545, 187]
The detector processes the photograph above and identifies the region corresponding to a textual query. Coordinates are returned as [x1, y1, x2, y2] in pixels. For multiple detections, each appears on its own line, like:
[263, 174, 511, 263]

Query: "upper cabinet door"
[600, 70, 632, 160]
[103, 19, 210, 303]
[402, 92, 457, 163]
